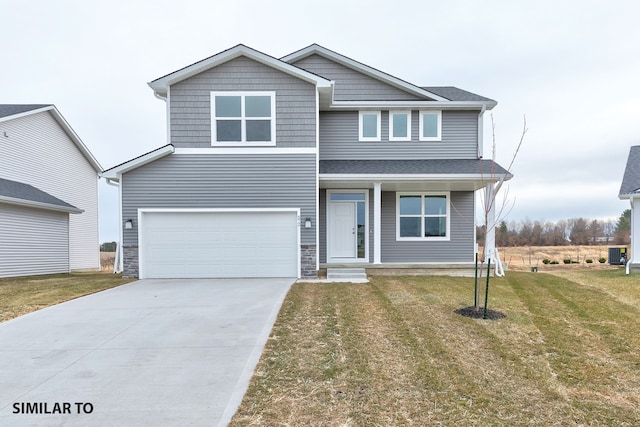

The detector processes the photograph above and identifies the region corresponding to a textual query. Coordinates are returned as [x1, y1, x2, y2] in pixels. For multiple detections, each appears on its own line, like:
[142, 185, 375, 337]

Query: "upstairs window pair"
[359, 111, 441, 142]
[211, 92, 275, 145]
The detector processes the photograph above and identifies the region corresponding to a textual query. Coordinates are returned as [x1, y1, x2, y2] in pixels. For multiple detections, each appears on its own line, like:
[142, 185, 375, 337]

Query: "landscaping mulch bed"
[454, 306, 506, 320]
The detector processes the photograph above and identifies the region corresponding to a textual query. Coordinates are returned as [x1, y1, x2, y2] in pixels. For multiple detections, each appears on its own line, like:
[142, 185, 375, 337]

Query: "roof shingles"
[619, 145, 640, 197]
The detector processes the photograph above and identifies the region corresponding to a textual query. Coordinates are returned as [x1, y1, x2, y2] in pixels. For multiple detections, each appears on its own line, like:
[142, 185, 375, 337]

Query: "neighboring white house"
[0, 105, 102, 277]
[619, 145, 640, 273]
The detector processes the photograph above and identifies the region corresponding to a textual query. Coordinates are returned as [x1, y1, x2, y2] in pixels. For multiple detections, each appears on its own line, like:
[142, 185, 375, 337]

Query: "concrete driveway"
[0, 278, 294, 426]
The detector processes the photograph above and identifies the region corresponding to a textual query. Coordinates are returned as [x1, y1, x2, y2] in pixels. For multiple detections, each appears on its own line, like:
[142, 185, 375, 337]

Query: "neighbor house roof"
[0, 104, 51, 119]
[0, 104, 102, 172]
[619, 145, 640, 199]
[320, 159, 510, 177]
[0, 177, 82, 213]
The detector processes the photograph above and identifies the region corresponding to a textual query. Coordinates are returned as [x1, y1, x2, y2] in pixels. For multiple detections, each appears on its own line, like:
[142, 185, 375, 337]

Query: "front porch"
[320, 262, 478, 277]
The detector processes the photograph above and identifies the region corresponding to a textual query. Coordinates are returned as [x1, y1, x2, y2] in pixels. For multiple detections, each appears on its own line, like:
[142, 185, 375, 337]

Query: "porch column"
[484, 183, 496, 262]
[374, 182, 382, 264]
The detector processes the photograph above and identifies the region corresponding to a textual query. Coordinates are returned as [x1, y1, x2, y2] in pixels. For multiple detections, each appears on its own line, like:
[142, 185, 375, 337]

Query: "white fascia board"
[281, 44, 448, 101]
[319, 173, 510, 182]
[619, 190, 640, 200]
[173, 147, 316, 155]
[139, 207, 300, 214]
[0, 105, 103, 172]
[328, 100, 497, 111]
[0, 196, 83, 214]
[100, 145, 174, 180]
[148, 45, 332, 98]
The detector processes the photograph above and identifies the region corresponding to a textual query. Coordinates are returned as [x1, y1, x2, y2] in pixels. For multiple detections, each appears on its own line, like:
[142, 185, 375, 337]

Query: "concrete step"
[327, 268, 368, 280]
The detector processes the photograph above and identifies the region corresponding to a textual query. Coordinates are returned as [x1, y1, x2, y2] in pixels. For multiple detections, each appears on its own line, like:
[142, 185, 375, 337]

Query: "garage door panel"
[141, 211, 298, 278]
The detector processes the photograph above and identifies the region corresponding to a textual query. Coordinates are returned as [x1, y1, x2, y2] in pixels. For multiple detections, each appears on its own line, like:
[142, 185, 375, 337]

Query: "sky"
[2, 0, 639, 243]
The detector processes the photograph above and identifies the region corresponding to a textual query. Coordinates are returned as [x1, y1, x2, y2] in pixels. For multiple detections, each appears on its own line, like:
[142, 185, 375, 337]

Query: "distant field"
[498, 245, 627, 271]
[100, 251, 116, 272]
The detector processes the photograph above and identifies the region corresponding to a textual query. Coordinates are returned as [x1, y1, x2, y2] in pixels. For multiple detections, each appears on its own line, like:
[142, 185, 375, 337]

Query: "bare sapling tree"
[475, 115, 527, 311]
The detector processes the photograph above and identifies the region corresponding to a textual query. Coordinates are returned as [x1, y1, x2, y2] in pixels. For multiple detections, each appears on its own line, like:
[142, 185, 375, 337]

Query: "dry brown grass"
[0, 273, 135, 322]
[100, 251, 116, 272]
[498, 245, 626, 271]
[231, 271, 640, 426]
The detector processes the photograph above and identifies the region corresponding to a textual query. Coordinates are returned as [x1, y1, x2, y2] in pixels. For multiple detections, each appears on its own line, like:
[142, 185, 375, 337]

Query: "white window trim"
[358, 111, 381, 142]
[210, 91, 276, 146]
[389, 110, 412, 141]
[396, 192, 450, 241]
[418, 110, 442, 142]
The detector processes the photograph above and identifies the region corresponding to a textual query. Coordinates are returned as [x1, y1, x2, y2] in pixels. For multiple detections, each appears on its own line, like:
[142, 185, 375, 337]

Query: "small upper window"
[211, 92, 276, 145]
[359, 111, 381, 142]
[389, 111, 411, 141]
[419, 111, 442, 141]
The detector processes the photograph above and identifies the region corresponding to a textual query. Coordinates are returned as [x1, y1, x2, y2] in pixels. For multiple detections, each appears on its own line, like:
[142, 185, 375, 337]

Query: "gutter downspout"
[105, 177, 123, 273]
[628, 195, 635, 275]
[478, 104, 486, 159]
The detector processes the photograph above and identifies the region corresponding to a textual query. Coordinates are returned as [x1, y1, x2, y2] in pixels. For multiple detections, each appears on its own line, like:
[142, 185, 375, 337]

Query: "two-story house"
[102, 44, 510, 279]
[0, 105, 102, 277]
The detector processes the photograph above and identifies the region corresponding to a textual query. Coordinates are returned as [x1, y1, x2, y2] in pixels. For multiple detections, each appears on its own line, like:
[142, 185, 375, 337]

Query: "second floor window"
[211, 92, 276, 145]
[359, 111, 381, 142]
[389, 111, 411, 141]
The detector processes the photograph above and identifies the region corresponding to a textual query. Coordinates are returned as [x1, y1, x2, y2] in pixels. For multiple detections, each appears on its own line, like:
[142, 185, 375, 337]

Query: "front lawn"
[0, 272, 135, 322]
[232, 270, 640, 425]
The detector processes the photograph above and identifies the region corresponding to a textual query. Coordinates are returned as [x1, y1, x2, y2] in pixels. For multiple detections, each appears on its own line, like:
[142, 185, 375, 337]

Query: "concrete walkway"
[0, 278, 294, 426]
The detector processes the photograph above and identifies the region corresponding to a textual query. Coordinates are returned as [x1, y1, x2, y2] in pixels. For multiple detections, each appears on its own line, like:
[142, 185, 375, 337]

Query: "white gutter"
[105, 177, 123, 274]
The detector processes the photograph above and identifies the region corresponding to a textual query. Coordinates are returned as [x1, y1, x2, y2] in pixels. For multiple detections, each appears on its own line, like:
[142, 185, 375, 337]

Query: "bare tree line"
[477, 209, 631, 247]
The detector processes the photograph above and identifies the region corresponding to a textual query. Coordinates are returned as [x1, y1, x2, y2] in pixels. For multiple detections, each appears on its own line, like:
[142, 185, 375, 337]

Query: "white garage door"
[140, 210, 299, 279]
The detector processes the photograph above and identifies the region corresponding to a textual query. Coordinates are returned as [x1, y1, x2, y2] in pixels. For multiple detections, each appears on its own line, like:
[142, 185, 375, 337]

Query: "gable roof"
[148, 44, 333, 99]
[0, 177, 82, 213]
[619, 145, 640, 199]
[0, 105, 102, 172]
[282, 44, 497, 109]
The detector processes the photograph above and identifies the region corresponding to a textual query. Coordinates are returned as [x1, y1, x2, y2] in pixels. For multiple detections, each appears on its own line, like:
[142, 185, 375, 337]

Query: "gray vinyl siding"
[122, 153, 317, 247]
[381, 191, 475, 263]
[0, 204, 69, 277]
[169, 56, 317, 148]
[319, 110, 479, 160]
[291, 54, 424, 101]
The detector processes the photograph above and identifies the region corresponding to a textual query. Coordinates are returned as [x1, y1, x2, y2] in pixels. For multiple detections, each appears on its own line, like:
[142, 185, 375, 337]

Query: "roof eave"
[100, 144, 175, 179]
[327, 100, 497, 110]
[0, 196, 83, 214]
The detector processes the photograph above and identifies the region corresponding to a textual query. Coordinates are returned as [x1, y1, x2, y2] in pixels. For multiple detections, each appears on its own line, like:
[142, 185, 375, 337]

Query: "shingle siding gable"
[291, 54, 424, 101]
[169, 56, 317, 148]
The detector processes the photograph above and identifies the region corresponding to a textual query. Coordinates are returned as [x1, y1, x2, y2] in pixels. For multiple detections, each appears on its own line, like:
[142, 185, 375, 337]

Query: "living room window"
[419, 111, 442, 141]
[211, 91, 276, 145]
[359, 111, 381, 142]
[389, 111, 411, 141]
[397, 193, 449, 240]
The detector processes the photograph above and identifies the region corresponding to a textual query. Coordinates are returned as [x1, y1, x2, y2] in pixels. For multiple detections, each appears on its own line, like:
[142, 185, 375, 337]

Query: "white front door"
[327, 191, 368, 262]
[329, 202, 356, 258]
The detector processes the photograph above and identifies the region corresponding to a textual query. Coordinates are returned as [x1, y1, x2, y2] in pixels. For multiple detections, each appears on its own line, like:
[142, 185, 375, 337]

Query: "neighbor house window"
[397, 193, 449, 240]
[419, 111, 442, 141]
[211, 91, 276, 145]
[389, 111, 411, 141]
[359, 111, 381, 141]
